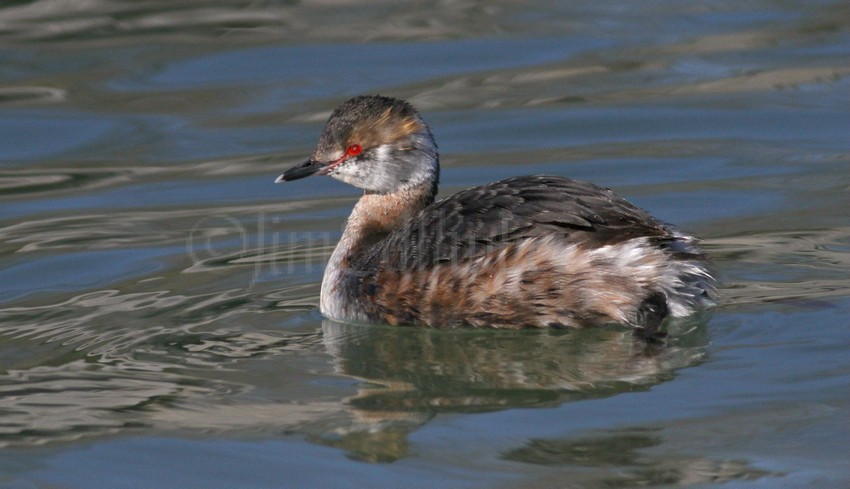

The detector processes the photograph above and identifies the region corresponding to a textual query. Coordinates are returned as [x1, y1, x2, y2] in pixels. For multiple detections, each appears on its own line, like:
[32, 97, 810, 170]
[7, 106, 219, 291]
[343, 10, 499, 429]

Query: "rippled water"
[1, 1, 849, 487]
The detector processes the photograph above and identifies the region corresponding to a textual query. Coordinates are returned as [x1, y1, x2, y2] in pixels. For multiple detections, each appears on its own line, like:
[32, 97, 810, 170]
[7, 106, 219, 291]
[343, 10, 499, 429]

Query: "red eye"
[346, 144, 362, 156]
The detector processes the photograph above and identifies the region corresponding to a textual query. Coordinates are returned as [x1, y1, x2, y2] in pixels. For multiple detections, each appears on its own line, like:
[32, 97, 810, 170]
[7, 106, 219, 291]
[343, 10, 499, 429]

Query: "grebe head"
[276, 95, 439, 194]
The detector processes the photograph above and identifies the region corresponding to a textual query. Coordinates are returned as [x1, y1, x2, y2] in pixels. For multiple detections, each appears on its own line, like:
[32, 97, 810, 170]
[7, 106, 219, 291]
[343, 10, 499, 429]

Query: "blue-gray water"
[1, 1, 849, 488]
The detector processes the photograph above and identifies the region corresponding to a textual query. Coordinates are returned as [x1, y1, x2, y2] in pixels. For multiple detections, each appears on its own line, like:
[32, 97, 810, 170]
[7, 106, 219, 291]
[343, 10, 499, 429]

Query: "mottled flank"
[280, 95, 715, 330]
[350, 235, 710, 329]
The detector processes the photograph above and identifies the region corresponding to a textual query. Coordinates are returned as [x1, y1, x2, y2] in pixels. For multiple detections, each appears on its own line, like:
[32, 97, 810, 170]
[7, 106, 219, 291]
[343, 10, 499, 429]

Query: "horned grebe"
[277, 95, 713, 331]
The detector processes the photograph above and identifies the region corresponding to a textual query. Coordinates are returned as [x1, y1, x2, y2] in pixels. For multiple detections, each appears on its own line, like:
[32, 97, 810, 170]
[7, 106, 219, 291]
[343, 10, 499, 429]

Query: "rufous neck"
[342, 182, 435, 250]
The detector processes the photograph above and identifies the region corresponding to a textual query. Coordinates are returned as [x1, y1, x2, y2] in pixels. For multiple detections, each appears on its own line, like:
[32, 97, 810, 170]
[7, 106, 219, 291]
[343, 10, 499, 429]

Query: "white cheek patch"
[374, 144, 391, 164]
[361, 144, 402, 190]
[332, 162, 362, 184]
[329, 139, 438, 193]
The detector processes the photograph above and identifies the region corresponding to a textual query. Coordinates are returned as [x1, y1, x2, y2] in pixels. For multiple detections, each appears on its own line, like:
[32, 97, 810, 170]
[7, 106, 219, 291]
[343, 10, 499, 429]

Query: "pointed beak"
[275, 158, 326, 183]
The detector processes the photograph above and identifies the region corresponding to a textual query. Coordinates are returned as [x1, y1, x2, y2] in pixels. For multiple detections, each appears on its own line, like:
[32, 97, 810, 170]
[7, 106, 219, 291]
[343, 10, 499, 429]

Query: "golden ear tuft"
[401, 118, 421, 135]
[375, 108, 393, 126]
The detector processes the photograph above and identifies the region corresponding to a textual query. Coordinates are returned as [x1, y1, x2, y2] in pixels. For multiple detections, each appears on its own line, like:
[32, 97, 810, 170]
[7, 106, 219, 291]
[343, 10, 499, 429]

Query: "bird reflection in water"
[309, 316, 710, 462]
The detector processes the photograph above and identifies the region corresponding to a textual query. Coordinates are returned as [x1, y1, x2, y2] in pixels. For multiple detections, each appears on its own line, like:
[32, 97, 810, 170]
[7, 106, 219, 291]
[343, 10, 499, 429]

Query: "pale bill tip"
[274, 174, 285, 184]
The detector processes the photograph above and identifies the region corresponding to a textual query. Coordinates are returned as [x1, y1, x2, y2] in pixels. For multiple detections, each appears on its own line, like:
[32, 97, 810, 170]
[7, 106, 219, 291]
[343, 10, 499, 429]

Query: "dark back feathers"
[356, 175, 672, 271]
